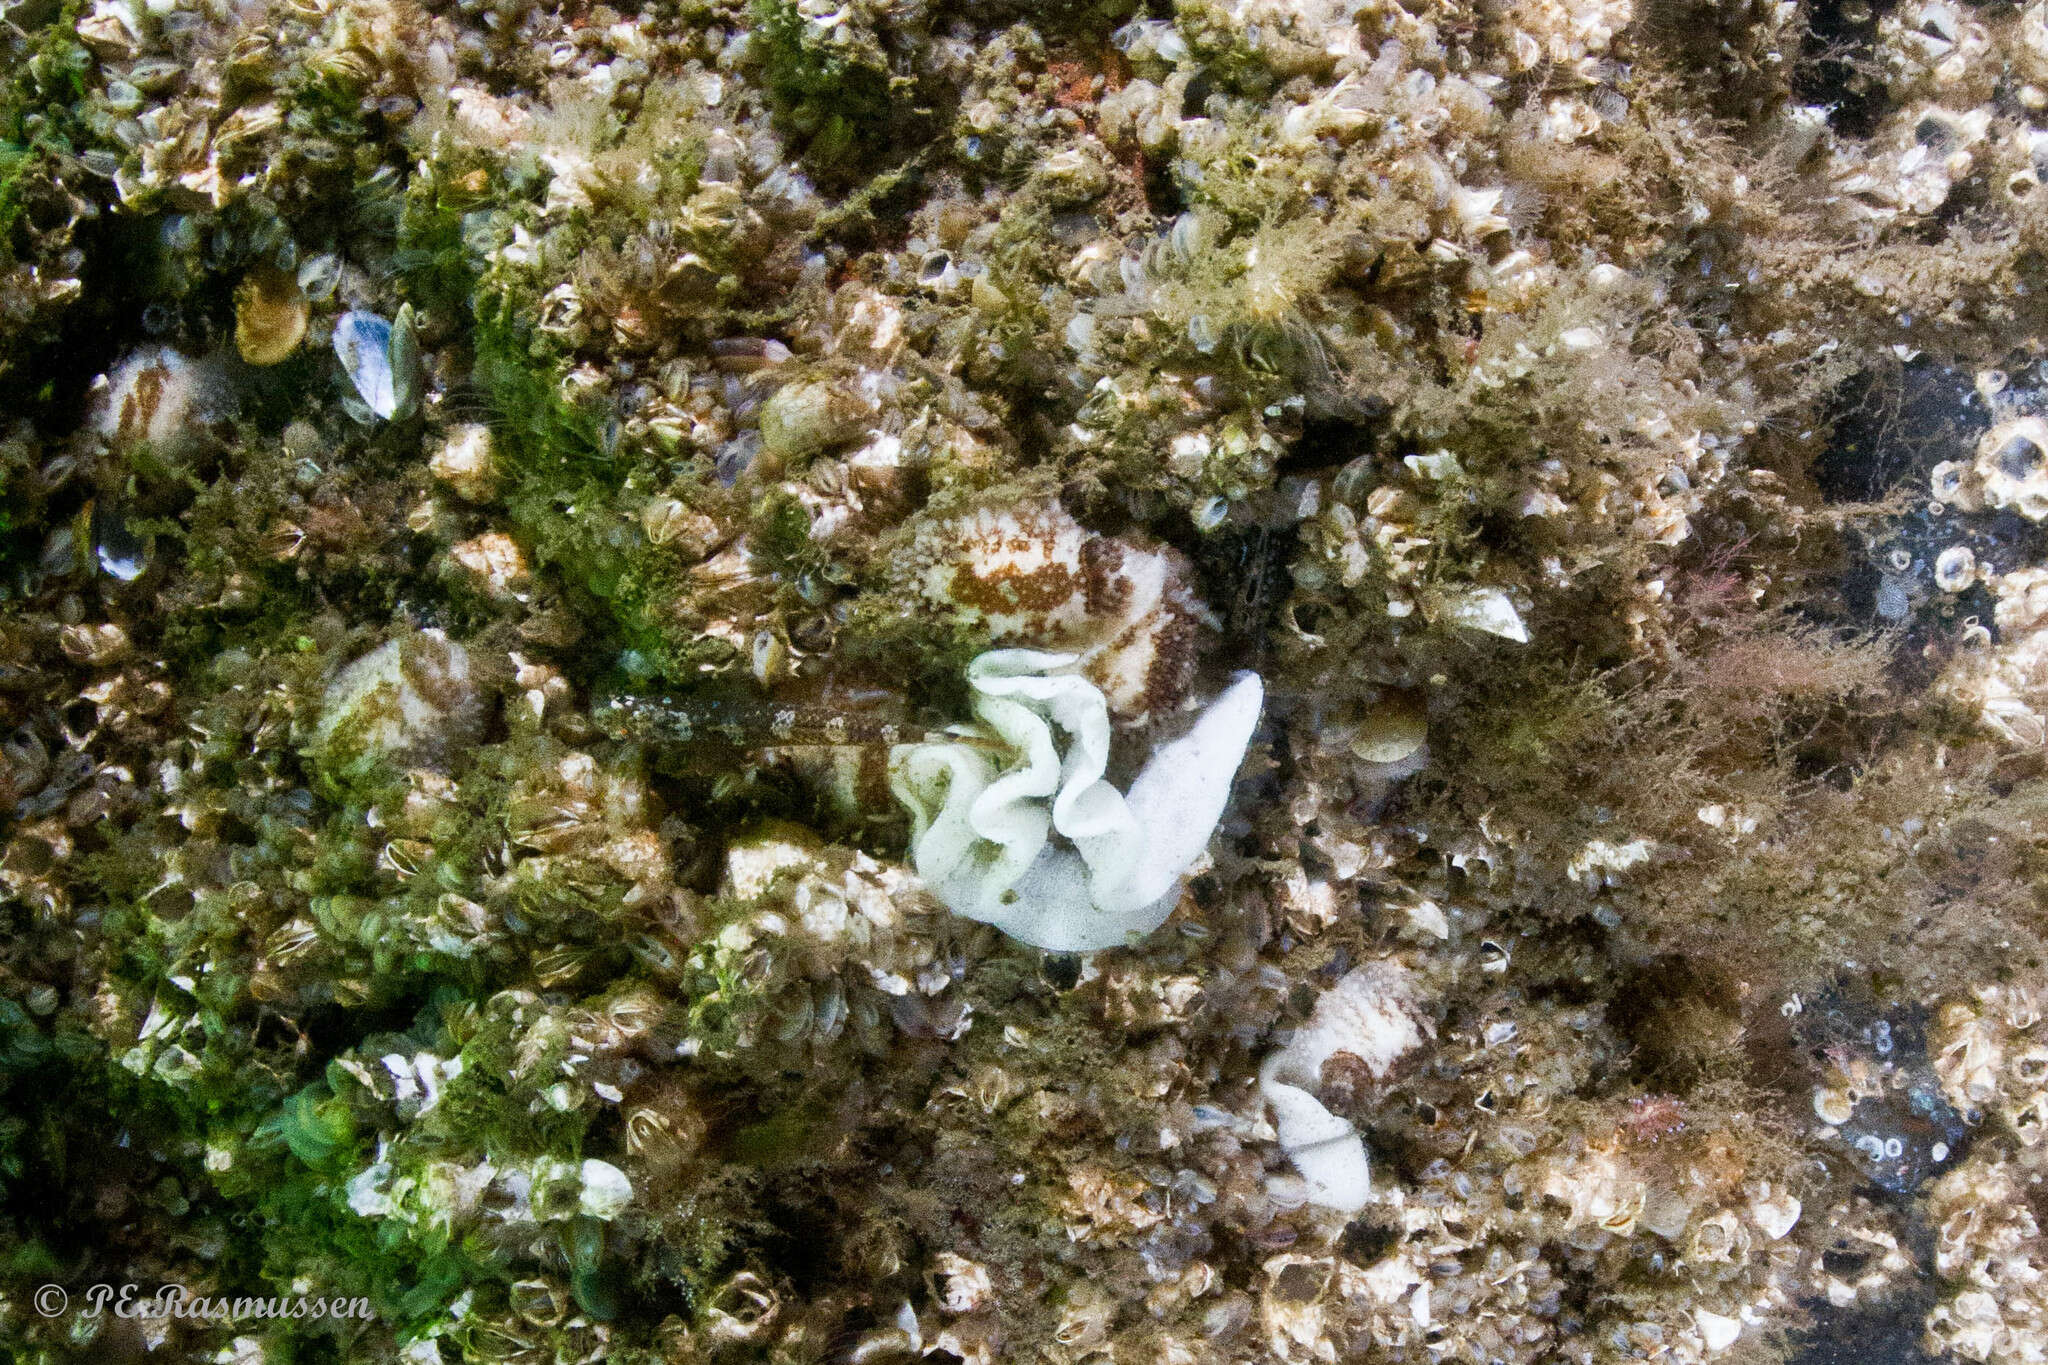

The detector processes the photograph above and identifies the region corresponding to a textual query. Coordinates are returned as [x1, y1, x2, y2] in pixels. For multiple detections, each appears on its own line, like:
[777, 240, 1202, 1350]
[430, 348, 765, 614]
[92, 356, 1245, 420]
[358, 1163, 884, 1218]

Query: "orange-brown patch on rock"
[1047, 59, 1097, 112]
[941, 560, 1087, 620]
[119, 360, 168, 442]
[1081, 536, 1133, 618]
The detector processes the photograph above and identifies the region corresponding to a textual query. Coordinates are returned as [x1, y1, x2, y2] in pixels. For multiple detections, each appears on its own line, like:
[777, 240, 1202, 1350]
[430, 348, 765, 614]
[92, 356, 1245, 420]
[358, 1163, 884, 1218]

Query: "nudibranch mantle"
[889, 649, 1263, 953]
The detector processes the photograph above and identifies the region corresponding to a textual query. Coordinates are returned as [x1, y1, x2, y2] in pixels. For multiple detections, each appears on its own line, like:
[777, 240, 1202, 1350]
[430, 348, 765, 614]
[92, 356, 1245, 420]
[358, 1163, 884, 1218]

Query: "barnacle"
[1939, 567, 2048, 745]
[430, 423, 500, 502]
[311, 628, 487, 787]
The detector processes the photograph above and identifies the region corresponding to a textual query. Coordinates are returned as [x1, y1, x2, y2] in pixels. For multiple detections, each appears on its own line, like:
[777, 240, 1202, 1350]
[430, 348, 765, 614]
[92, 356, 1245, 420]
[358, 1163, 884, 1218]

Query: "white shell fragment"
[333, 305, 422, 421]
[890, 649, 1264, 952]
[1695, 1308, 1743, 1353]
[1749, 1185, 1802, 1240]
[1437, 586, 1530, 642]
[1260, 1058, 1373, 1212]
[577, 1159, 633, 1220]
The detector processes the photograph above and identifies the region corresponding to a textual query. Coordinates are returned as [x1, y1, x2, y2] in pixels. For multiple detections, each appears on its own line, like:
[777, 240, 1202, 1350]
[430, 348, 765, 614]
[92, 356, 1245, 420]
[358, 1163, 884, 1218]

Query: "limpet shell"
[235, 265, 308, 366]
[1350, 691, 1428, 765]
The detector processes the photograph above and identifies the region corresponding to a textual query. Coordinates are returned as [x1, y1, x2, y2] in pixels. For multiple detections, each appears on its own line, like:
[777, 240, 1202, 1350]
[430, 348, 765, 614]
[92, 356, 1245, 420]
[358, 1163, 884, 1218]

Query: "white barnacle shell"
[1934, 545, 1977, 593]
[333, 306, 422, 422]
[314, 628, 484, 781]
[431, 423, 499, 501]
[1256, 962, 1433, 1213]
[1974, 415, 2048, 521]
[889, 649, 1263, 952]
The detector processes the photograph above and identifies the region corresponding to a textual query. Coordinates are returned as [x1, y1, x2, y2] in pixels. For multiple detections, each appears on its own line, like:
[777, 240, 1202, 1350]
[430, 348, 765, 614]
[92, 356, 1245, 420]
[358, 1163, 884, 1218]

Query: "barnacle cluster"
[18, 0, 2048, 1361]
[1922, 987, 2048, 1361]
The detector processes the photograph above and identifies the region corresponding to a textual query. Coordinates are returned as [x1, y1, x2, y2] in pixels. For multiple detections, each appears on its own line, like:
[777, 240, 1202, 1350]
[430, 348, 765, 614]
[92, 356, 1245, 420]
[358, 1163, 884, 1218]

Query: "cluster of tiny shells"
[1924, 987, 2048, 1362]
[30, 0, 2048, 1356]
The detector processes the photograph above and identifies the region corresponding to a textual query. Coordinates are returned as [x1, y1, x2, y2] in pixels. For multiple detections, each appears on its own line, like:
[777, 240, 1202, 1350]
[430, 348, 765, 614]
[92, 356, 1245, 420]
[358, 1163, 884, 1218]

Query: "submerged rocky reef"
[14, 0, 2048, 1360]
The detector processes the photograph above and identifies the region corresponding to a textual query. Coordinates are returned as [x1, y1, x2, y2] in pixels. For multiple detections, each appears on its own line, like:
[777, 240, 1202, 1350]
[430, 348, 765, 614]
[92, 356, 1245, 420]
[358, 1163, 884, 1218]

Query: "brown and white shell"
[908, 499, 1214, 721]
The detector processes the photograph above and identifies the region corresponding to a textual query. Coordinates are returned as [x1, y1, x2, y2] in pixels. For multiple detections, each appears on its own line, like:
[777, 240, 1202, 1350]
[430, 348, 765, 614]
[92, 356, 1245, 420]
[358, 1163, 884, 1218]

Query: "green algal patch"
[397, 180, 710, 674]
[392, 169, 495, 323]
[747, 486, 845, 602]
[0, 0, 93, 256]
[462, 309, 730, 682]
[836, 596, 987, 716]
[242, 1076, 499, 1339]
[746, 0, 899, 180]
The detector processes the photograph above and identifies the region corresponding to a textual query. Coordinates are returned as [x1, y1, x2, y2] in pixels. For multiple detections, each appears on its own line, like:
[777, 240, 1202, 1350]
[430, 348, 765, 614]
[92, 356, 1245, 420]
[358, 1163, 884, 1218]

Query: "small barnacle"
[1935, 546, 1977, 593]
[75, 0, 145, 58]
[58, 623, 132, 668]
[932, 1253, 993, 1314]
[1973, 416, 2048, 520]
[450, 532, 531, 601]
[430, 424, 499, 502]
[311, 629, 487, 787]
[703, 1270, 781, 1344]
[1931, 459, 1973, 509]
[1684, 1208, 1752, 1264]
[641, 498, 725, 557]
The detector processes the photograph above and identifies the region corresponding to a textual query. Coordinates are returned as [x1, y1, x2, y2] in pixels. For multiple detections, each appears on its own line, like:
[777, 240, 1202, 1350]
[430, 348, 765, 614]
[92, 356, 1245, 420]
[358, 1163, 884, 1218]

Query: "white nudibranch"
[1259, 961, 1434, 1212]
[889, 649, 1263, 953]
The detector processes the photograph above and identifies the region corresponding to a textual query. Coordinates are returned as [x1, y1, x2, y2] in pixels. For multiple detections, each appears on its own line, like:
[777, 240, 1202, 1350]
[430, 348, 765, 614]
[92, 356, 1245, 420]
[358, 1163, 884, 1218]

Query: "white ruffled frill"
[889, 649, 1264, 952]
